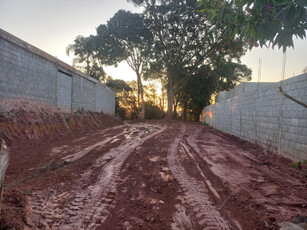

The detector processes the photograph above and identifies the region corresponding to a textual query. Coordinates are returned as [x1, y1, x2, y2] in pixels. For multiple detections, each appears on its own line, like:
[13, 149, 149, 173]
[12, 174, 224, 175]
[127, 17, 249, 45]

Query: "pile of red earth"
[0, 99, 122, 229]
[0, 99, 122, 147]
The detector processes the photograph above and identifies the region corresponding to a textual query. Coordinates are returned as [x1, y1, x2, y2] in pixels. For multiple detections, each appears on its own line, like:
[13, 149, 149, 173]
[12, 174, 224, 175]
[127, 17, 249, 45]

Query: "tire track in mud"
[61, 125, 127, 163]
[186, 125, 307, 228]
[30, 123, 166, 230]
[168, 125, 230, 230]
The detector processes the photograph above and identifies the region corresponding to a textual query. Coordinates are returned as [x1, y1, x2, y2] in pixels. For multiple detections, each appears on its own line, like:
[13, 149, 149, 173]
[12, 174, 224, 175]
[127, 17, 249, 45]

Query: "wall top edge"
[0, 28, 112, 91]
[215, 73, 306, 103]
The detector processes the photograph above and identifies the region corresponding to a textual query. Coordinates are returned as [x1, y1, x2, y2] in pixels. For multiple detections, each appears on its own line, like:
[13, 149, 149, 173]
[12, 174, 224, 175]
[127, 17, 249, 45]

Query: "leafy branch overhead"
[199, 0, 307, 51]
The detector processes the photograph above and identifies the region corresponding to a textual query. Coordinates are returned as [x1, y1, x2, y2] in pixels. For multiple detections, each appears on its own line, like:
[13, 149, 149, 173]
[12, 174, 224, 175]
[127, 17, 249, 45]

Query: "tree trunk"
[137, 73, 145, 120]
[194, 112, 200, 122]
[159, 82, 165, 111]
[139, 75, 145, 120]
[183, 104, 187, 120]
[166, 75, 174, 119]
[137, 80, 141, 119]
[173, 99, 178, 118]
[183, 94, 188, 120]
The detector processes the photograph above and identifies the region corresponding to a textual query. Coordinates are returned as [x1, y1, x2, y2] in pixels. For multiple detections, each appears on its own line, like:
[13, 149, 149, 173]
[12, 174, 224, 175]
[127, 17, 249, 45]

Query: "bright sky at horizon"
[1, 0, 306, 83]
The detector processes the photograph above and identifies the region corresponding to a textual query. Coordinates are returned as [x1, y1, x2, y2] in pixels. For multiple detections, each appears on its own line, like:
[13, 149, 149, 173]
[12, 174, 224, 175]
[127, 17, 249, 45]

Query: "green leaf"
[272, 0, 291, 7]
[209, 31, 214, 42]
[256, 23, 265, 44]
[232, 27, 238, 38]
[296, 0, 307, 7]
[258, 0, 266, 10]
[294, 7, 302, 19]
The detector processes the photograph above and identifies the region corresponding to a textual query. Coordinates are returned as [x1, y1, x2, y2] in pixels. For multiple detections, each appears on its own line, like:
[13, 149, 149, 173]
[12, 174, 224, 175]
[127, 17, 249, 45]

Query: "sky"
[0, 0, 306, 83]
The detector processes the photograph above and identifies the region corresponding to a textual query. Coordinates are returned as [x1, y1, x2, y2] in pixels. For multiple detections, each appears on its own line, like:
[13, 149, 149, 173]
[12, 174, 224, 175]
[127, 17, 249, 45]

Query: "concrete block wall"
[0, 36, 57, 104]
[0, 29, 115, 115]
[102, 87, 116, 115]
[57, 71, 72, 113]
[72, 75, 96, 112]
[280, 74, 307, 160]
[201, 74, 307, 161]
[215, 82, 278, 102]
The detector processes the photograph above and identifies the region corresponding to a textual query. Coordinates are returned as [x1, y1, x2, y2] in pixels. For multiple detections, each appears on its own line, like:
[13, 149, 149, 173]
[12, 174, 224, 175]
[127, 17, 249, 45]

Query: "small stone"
[263, 220, 270, 228]
[278, 222, 304, 230]
[297, 223, 307, 229]
[292, 216, 307, 224]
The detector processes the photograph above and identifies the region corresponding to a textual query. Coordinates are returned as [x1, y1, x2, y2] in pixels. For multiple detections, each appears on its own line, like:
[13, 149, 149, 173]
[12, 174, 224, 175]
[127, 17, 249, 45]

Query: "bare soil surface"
[1, 120, 307, 229]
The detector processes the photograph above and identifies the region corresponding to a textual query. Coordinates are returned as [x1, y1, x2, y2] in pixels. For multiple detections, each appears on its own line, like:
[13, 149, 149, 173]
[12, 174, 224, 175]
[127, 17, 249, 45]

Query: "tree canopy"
[67, 0, 253, 120]
[100, 10, 153, 119]
[66, 35, 108, 81]
[198, 0, 307, 51]
[129, 0, 250, 118]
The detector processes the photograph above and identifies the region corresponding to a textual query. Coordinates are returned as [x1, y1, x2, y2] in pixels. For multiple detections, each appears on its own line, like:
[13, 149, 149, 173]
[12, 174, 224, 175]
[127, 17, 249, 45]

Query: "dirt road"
[3, 121, 307, 229]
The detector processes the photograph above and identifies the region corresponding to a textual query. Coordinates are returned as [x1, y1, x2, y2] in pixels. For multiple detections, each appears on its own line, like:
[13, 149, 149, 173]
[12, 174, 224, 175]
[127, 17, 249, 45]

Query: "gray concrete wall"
[57, 71, 72, 113]
[72, 75, 96, 112]
[215, 82, 278, 102]
[201, 74, 307, 161]
[96, 86, 116, 115]
[0, 28, 115, 114]
[0, 35, 57, 104]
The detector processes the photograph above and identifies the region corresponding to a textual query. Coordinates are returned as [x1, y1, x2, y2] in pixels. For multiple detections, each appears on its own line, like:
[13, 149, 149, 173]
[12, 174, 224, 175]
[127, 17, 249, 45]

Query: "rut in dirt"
[7, 121, 306, 230]
[30, 123, 166, 230]
[168, 125, 231, 230]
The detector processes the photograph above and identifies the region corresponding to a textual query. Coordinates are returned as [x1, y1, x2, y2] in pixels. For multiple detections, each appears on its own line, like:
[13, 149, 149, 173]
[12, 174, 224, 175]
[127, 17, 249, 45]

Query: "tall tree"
[131, 0, 248, 119]
[97, 10, 153, 119]
[66, 35, 107, 81]
[67, 28, 124, 82]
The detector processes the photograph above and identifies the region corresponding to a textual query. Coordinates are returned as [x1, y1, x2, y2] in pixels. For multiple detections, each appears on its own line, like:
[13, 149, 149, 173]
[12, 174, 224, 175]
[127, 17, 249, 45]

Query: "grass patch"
[291, 160, 307, 168]
[40, 160, 55, 170]
[21, 189, 30, 195]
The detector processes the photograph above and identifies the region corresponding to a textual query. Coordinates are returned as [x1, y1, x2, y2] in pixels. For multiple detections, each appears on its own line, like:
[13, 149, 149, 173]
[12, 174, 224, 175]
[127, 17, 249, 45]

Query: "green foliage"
[88, 62, 106, 81]
[66, 35, 96, 64]
[68, 0, 254, 120]
[106, 77, 134, 119]
[145, 101, 166, 119]
[199, 0, 307, 51]
[21, 189, 30, 195]
[176, 62, 251, 121]
[66, 35, 107, 81]
[97, 10, 154, 119]
[40, 161, 55, 170]
[106, 77, 132, 93]
[116, 80, 139, 119]
[212, 62, 252, 91]
[106, 78, 166, 120]
[107, 10, 152, 51]
[291, 160, 307, 168]
[131, 0, 250, 118]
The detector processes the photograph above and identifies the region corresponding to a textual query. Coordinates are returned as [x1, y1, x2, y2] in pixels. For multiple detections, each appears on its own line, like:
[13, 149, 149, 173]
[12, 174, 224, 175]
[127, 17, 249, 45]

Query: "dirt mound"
[0, 99, 122, 147]
[0, 99, 122, 229]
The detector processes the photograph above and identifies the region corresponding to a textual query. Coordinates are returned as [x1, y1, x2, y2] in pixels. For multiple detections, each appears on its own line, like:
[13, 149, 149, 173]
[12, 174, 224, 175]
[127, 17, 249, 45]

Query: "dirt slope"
[1, 118, 306, 229]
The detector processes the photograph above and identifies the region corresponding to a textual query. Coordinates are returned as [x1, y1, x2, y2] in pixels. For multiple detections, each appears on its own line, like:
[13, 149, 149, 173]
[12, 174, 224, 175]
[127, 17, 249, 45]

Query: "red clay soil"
[0, 99, 122, 146]
[0, 106, 306, 229]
